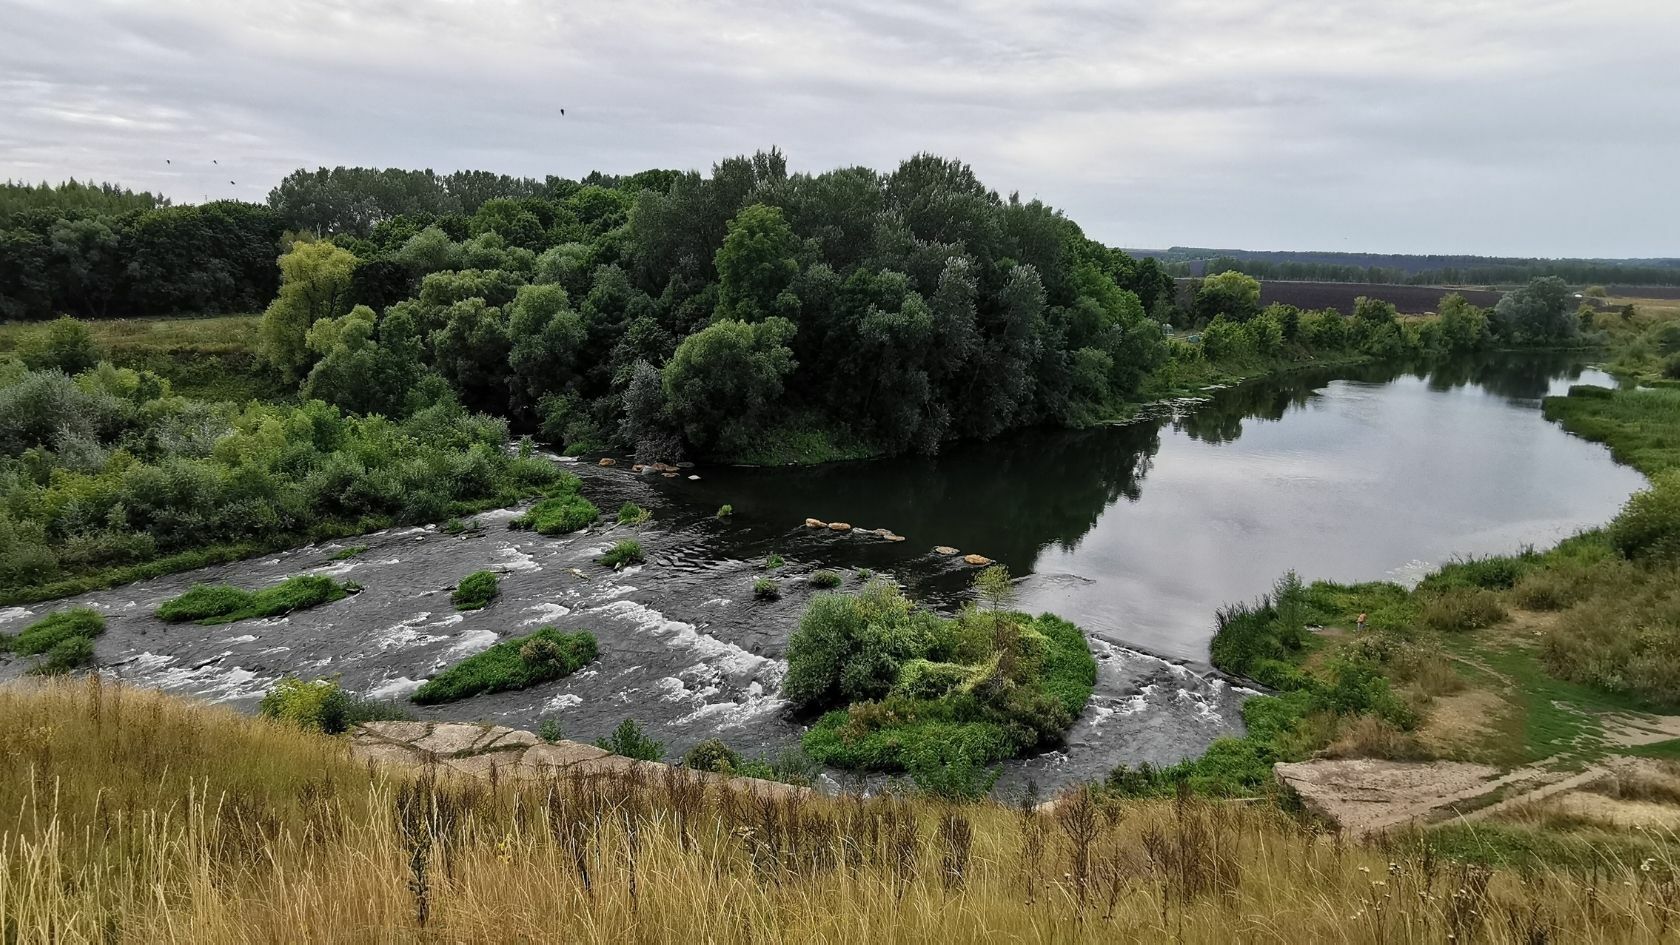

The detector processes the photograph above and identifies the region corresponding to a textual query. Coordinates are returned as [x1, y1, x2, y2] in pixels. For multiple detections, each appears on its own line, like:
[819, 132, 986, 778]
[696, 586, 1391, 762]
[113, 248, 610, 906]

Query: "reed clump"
[4, 677, 1680, 943]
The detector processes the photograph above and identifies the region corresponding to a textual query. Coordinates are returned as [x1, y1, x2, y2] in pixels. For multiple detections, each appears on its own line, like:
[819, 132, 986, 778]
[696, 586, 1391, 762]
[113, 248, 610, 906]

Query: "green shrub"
[716, 504, 733, 518]
[809, 569, 841, 589]
[451, 570, 499, 610]
[328, 545, 368, 561]
[156, 575, 353, 625]
[412, 627, 597, 704]
[616, 502, 651, 525]
[260, 677, 353, 734]
[13, 607, 105, 656]
[31, 636, 96, 675]
[596, 719, 663, 761]
[600, 539, 645, 568]
[537, 719, 563, 743]
[855, 568, 873, 581]
[682, 737, 741, 773]
[1419, 588, 1507, 633]
[513, 494, 600, 535]
[17, 317, 103, 374]
[764, 553, 784, 570]
[1664, 354, 1680, 381]
[1608, 471, 1680, 562]
[753, 577, 780, 601]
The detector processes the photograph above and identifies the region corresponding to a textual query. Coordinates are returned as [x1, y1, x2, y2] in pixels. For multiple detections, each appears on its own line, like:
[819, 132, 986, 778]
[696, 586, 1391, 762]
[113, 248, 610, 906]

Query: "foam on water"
[447, 627, 500, 657]
[588, 597, 780, 683]
[496, 545, 541, 572]
[520, 603, 572, 625]
[366, 676, 423, 699]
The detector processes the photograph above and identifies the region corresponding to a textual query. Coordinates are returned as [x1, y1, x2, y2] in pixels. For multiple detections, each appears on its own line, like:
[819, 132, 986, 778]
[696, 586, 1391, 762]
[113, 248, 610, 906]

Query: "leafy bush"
[512, 493, 601, 535]
[1208, 572, 1310, 678]
[451, 570, 499, 610]
[616, 502, 651, 525]
[855, 568, 873, 581]
[809, 569, 841, 589]
[17, 317, 104, 374]
[32, 636, 96, 675]
[261, 677, 353, 734]
[791, 580, 1096, 773]
[1419, 588, 1507, 633]
[753, 577, 780, 600]
[156, 575, 354, 625]
[328, 545, 368, 561]
[537, 719, 563, 743]
[596, 719, 663, 761]
[13, 607, 105, 656]
[763, 553, 784, 570]
[716, 504, 733, 518]
[600, 539, 645, 567]
[0, 367, 565, 603]
[412, 627, 597, 704]
[682, 738, 741, 773]
[1608, 471, 1680, 562]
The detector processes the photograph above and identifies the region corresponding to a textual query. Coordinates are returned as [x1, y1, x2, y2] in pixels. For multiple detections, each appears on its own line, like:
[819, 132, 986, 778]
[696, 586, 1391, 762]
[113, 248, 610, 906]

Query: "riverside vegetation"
[1106, 376, 1680, 869]
[0, 152, 1602, 609]
[11, 677, 1680, 943]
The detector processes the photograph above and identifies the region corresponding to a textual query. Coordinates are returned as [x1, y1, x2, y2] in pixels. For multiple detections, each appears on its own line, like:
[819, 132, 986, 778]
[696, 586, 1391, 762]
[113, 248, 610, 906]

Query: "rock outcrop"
[351, 721, 811, 800]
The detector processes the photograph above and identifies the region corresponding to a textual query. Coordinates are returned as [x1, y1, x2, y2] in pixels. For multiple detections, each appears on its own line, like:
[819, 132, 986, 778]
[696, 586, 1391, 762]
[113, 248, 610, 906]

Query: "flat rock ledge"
[351, 721, 811, 801]
[1275, 759, 1501, 838]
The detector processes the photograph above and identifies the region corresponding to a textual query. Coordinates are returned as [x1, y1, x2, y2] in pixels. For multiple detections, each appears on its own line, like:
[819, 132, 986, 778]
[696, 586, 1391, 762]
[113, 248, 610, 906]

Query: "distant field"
[0, 314, 279, 400]
[1607, 285, 1680, 300]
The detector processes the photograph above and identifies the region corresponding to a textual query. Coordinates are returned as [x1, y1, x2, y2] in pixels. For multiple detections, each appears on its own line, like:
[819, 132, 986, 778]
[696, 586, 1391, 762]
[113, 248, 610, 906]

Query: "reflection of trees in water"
[1179, 352, 1598, 445]
[711, 421, 1163, 570]
[704, 352, 1599, 573]
[1174, 377, 1323, 444]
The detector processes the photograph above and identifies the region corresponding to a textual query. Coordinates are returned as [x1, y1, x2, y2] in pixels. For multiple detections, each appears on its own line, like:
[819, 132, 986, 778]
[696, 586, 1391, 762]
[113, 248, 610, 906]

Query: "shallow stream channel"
[0, 353, 1646, 794]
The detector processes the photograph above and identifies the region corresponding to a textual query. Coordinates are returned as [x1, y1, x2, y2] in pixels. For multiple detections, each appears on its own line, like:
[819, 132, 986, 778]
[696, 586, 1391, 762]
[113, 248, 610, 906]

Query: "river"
[0, 354, 1647, 794]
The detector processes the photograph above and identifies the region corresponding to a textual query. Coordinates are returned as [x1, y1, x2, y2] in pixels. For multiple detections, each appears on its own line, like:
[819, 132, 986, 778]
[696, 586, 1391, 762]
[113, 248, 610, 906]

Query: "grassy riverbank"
[9, 676, 1680, 944]
[1121, 379, 1680, 868]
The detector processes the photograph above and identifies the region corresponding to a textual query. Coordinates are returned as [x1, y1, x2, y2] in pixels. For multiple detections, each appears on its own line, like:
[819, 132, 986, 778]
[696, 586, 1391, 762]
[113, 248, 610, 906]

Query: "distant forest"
[1135, 247, 1680, 288]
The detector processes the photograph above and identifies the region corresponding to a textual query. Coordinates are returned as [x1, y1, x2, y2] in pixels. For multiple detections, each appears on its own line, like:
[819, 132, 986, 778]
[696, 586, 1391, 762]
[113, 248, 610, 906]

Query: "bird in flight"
[165, 158, 171, 164]
[229, 180, 236, 185]
[560, 108, 566, 116]
[212, 159, 219, 165]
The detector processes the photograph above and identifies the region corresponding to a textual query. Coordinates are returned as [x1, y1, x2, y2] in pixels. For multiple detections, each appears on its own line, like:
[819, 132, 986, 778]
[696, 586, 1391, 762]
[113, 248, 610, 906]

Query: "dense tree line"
[1164, 251, 1680, 288]
[0, 179, 169, 221]
[0, 201, 281, 320]
[261, 150, 1180, 462]
[266, 166, 683, 237]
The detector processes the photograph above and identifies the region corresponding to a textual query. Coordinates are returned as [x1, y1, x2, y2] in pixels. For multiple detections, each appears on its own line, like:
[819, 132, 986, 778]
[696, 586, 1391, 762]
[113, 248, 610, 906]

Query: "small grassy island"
[788, 569, 1095, 791]
[156, 575, 359, 625]
[412, 627, 597, 705]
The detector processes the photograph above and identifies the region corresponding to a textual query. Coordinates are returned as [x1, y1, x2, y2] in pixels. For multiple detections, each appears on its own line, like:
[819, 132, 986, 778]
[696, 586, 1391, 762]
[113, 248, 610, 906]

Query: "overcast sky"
[2, 0, 1676, 257]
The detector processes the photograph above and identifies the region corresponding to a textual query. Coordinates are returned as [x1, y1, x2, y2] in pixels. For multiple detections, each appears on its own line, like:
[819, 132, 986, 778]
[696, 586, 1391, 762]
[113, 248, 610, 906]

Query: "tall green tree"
[714, 204, 803, 322]
[260, 241, 358, 382]
[662, 317, 797, 455]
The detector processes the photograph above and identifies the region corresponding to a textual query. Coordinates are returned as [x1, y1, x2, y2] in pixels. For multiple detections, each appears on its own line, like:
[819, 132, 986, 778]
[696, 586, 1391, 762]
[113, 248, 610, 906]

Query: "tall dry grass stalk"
[4, 676, 1680, 943]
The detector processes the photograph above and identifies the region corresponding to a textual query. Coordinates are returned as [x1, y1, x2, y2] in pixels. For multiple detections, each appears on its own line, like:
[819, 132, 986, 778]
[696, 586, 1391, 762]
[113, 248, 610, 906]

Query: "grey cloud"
[0, 0, 1675, 256]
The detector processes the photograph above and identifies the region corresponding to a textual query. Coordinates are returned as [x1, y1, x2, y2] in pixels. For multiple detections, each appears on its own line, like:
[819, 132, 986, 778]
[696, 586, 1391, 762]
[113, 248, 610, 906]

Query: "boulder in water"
[828, 522, 852, 532]
[935, 545, 959, 556]
[805, 518, 827, 529]
[963, 554, 993, 567]
[597, 457, 616, 467]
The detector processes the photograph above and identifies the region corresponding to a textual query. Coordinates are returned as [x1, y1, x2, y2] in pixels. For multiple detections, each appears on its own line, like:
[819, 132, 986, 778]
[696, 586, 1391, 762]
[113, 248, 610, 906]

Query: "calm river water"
[0, 354, 1646, 793]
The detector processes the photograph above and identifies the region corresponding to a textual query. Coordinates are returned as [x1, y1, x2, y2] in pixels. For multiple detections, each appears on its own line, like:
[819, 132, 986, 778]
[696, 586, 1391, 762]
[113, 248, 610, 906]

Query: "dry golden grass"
[7, 677, 1680, 943]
